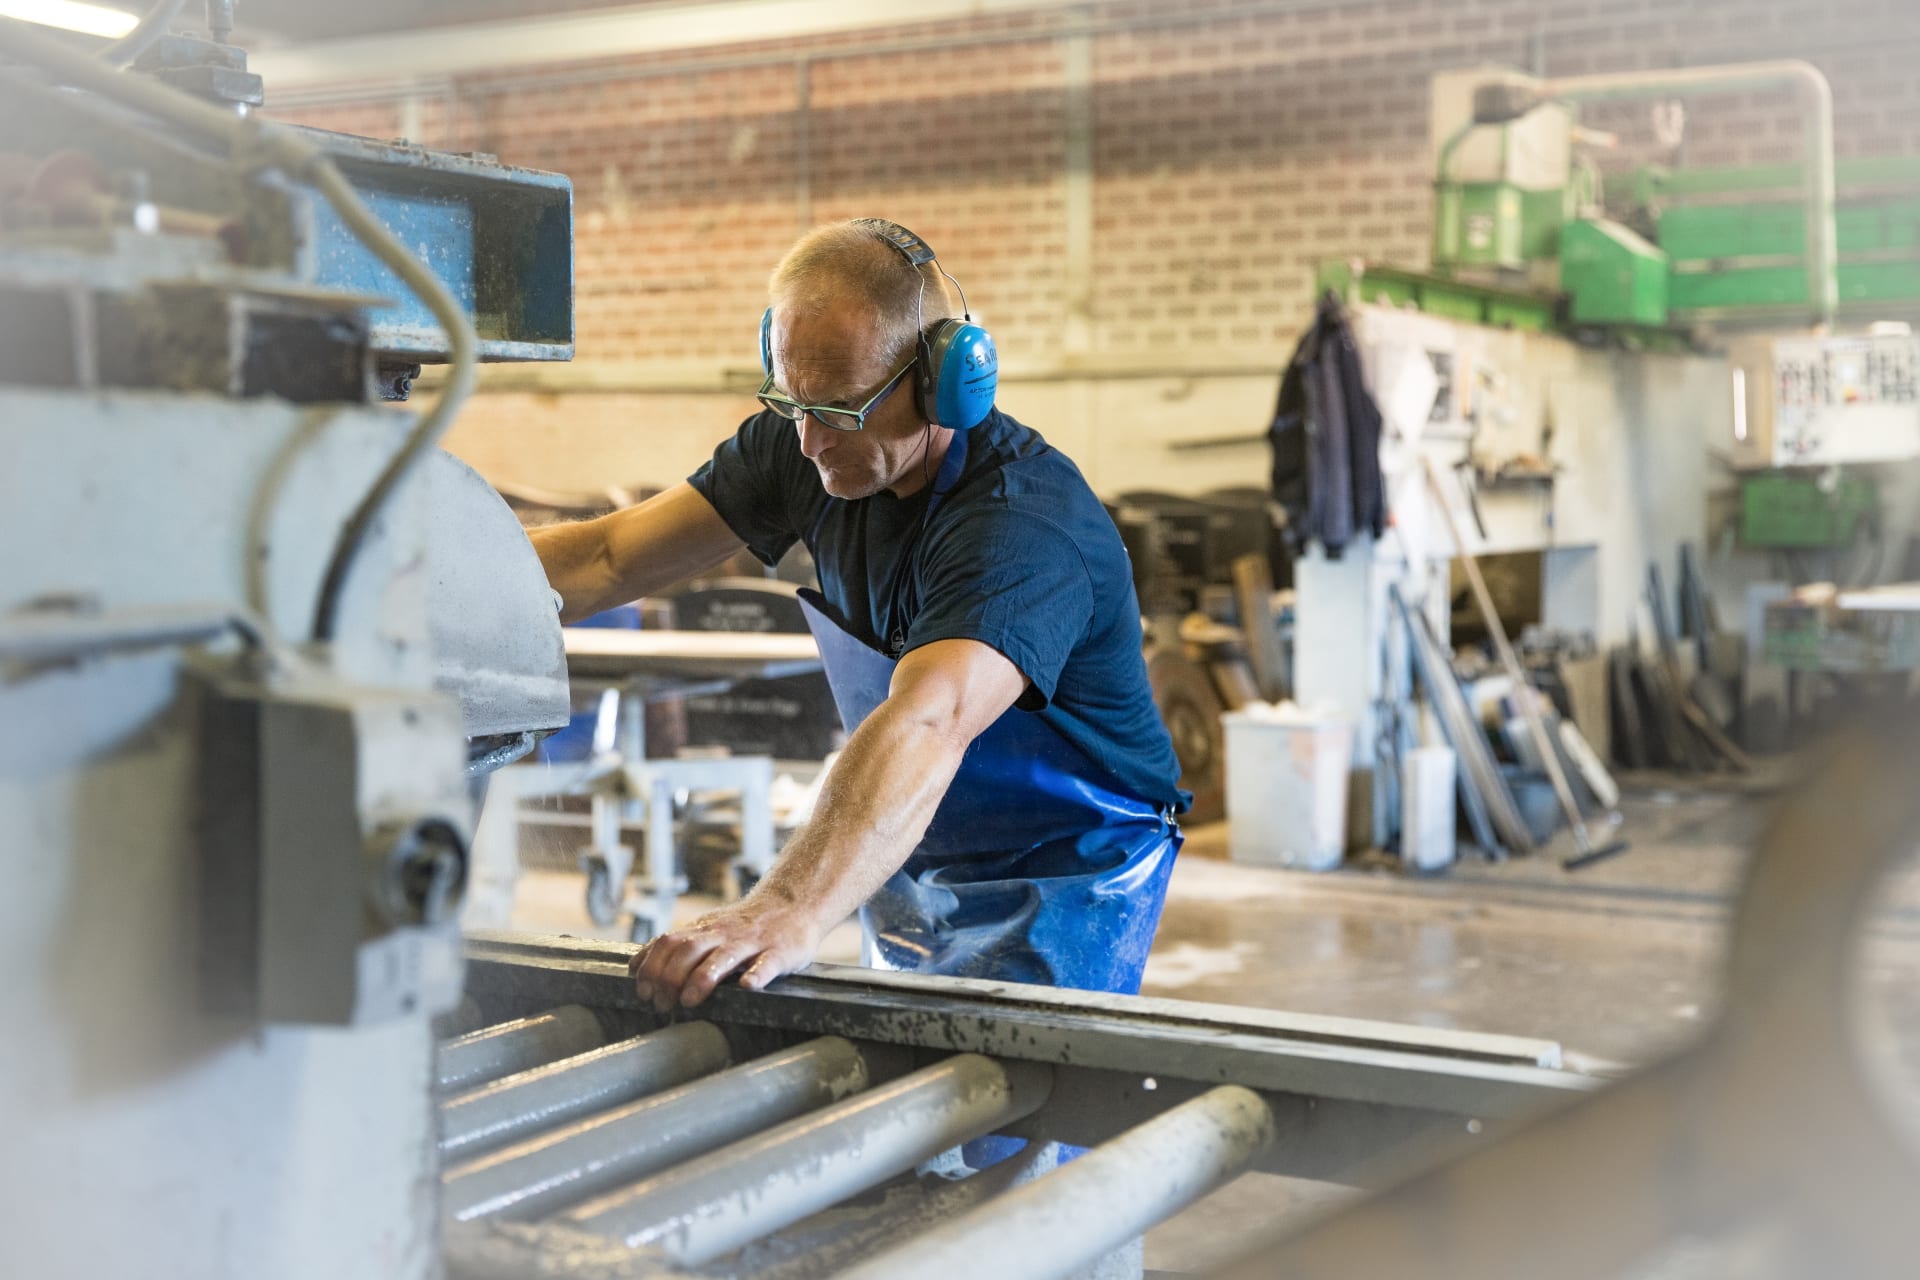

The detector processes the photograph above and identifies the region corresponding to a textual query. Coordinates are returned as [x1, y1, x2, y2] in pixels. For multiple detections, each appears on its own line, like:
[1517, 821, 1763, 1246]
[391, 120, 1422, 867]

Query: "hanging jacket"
[1267, 290, 1387, 559]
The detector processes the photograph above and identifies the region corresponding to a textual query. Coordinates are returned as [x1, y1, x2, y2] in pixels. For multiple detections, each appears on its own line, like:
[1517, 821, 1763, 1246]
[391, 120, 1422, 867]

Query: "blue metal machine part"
[0, 68, 572, 376]
[299, 128, 573, 364]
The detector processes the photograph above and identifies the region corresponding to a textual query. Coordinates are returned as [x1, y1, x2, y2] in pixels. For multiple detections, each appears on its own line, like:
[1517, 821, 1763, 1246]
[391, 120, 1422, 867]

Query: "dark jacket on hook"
[1267, 291, 1387, 559]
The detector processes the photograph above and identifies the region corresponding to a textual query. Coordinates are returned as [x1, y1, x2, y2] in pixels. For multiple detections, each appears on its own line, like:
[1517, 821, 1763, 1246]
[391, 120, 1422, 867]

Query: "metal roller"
[443, 1036, 869, 1224]
[440, 1021, 733, 1159]
[432, 996, 488, 1041]
[839, 1085, 1277, 1280]
[565, 1053, 1054, 1266]
[437, 1006, 606, 1094]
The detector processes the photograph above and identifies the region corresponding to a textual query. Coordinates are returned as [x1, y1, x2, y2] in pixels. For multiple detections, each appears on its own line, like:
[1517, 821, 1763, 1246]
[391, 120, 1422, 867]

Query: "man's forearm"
[528, 517, 618, 622]
[528, 483, 746, 623]
[751, 695, 971, 932]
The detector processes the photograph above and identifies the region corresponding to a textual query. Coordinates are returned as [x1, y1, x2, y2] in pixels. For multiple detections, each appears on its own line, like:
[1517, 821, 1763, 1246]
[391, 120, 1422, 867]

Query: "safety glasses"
[757, 356, 916, 433]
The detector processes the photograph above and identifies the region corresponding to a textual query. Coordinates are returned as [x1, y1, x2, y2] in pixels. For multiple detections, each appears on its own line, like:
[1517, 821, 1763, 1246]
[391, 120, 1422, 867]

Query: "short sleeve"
[903, 508, 1094, 708]
[688, 412, 806, 567]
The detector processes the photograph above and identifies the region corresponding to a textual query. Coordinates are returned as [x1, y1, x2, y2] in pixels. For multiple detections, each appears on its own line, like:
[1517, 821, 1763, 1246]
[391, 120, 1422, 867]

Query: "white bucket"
[1401, 746, 1457, 873]
[1223, 706, 1355, 871]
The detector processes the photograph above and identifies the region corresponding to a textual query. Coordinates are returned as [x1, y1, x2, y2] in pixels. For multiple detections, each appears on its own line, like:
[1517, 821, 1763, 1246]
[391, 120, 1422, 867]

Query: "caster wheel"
[585, 860, 617, 927]
[628, 915, 658, 945]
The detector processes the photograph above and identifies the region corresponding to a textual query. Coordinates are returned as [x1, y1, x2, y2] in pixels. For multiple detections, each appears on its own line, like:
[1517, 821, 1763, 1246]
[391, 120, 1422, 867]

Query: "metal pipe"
[464, 731, 539, 779]
[439, 1022, 732, 1160]
[443, 1036, 869, 1223]
[0, 601, 279, 667]
[436, 1006, 605, 1094]
[1542, 60, 1838, 325]
[839, 1086, 1276, 1280]
[565, 1054, 1054, 1265]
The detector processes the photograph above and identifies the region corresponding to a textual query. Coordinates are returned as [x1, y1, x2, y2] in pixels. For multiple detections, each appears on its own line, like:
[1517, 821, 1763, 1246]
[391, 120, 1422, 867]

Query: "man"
[533, 218, 1186, 1013]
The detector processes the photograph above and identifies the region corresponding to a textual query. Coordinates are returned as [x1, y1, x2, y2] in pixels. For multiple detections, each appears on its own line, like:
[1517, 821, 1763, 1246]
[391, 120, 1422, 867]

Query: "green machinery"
[1317, 64, 1918, 558]
[1323, 66, 1920, 336]
[1561, 157, 1920, 329]
[1643, 158, 1920, 320]
[1327, 154, 1920, 334]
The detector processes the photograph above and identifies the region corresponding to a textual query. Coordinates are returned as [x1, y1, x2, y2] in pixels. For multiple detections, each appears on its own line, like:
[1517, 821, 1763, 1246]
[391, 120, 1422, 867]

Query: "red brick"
[262, 0, 1914, 367]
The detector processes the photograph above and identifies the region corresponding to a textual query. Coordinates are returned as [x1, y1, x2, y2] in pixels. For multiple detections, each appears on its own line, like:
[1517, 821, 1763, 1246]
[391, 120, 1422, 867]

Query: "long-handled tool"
[1422, 458, 1628, 869]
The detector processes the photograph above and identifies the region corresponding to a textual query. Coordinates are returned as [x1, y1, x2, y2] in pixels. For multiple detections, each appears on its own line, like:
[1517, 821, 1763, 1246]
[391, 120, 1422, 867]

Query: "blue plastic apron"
[794, 440, 1180, 997]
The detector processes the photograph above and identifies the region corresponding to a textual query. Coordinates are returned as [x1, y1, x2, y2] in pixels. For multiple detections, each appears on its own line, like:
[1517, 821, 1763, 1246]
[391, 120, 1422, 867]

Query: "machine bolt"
[205, 0, 236, 44]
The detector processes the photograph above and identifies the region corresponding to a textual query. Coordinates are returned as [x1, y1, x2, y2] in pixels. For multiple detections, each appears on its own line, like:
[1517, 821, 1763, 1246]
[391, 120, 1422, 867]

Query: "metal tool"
[1422, 458, 1627, 868]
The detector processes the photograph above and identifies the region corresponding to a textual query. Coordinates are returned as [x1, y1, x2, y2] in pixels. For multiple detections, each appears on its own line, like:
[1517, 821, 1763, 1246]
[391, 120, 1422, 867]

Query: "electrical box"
[199, 673, 471, 1025]
[1727, 332, 1920, 468]
[1739, 470, 1879, 549]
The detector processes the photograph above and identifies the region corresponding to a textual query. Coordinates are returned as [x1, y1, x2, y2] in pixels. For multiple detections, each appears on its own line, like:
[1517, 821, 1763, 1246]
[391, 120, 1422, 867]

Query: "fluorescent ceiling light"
[0, 0, 139, 39]
[254, 0, 1096, 91]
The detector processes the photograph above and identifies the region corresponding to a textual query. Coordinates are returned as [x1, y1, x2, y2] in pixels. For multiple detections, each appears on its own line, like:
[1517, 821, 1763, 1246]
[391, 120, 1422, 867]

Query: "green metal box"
[1739, 470, 1879, 549]
[1559, 218, 1668, 327]
[1433, 183, 1565, 272]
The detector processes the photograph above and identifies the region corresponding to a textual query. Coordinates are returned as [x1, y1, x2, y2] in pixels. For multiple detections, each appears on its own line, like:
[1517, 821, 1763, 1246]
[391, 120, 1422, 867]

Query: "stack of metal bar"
[438, 933, 1591, 1280]
[1609, 553, 1752, 775]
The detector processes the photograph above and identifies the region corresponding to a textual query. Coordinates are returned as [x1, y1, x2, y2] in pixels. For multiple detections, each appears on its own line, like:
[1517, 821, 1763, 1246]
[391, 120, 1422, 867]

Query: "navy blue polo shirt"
[689, 406, 1186, 813]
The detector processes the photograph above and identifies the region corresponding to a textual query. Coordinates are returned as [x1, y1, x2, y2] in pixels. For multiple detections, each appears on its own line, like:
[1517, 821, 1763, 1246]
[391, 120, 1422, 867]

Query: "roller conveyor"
[445, 1037, 872, 1223]
[437, 1005, 608, 1093]
[437, 934, 1600, 1280]
[441, 1022, 735, 1159]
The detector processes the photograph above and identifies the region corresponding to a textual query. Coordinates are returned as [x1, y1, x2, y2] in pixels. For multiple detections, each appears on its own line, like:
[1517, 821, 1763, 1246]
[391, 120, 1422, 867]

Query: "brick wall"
[272, 0, 1920, 494]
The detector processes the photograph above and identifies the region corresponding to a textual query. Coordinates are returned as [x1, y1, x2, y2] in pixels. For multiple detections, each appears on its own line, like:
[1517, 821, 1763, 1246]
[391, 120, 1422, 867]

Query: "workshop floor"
[498, 778, 1920, 1275]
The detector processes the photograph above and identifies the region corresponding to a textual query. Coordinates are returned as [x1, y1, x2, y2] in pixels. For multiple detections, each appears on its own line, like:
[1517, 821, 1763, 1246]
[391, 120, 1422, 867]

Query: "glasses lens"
[813, 408, 864, 432]
[758, 395, 804, 421]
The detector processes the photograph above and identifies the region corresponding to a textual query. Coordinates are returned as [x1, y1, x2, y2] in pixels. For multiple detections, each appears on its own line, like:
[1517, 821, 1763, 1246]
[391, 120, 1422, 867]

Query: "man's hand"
[628, 895, 823, 1011]
[627, 638, 1024, 1013]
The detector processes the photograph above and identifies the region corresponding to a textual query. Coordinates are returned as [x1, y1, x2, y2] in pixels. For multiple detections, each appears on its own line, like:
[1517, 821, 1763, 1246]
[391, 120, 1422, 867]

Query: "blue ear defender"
[760, 221, 998, 431]
[920, 317, 998, 432]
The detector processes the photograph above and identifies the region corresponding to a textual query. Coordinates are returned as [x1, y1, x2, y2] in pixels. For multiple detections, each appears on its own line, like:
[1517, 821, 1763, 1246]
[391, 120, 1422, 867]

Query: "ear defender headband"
[759, 218, 999, 432]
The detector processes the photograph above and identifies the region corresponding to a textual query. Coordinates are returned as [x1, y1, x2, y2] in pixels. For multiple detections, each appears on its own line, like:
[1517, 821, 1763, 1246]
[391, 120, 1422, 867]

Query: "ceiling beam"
[250, 0, 1096, 92]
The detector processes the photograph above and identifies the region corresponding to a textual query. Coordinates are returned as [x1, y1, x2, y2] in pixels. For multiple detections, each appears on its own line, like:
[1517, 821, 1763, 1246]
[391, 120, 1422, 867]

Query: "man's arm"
[628, 637, 1028, 1010]
[529, 482, 747, 623]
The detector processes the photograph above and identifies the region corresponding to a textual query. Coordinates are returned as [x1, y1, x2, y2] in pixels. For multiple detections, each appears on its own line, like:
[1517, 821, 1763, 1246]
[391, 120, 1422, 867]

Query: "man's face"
[768, 301, 928, 501]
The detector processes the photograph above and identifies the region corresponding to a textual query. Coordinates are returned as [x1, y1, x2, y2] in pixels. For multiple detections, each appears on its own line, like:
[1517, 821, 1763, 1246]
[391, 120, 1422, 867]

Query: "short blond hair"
[768, 219, 956, 364]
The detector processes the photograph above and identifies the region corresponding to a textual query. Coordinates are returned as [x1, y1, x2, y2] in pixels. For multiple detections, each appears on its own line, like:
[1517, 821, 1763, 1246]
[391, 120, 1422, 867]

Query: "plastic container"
[1401, 747, 1457, 873]
[1223, 705, 1355, 871]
